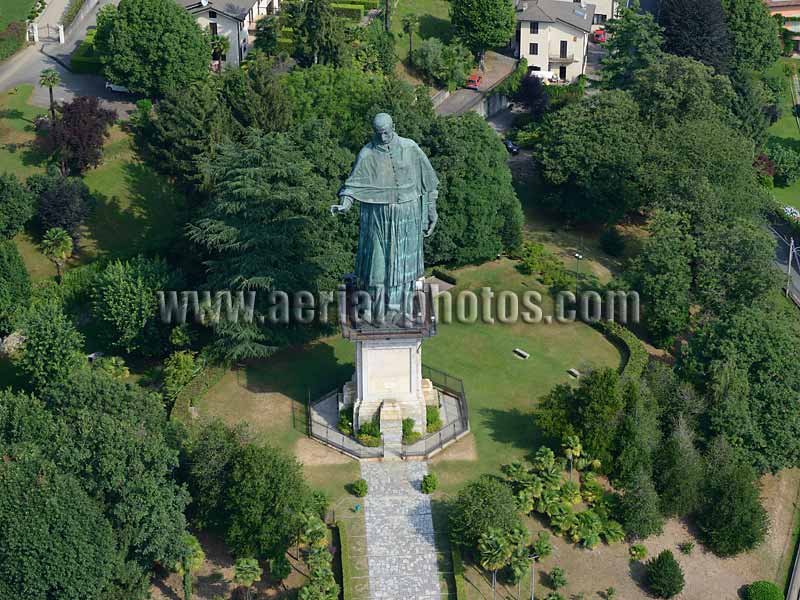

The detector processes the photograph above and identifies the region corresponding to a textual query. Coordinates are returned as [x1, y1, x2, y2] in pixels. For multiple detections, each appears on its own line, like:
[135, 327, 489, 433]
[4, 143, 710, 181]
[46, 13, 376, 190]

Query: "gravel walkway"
[360, 461, 442, 599]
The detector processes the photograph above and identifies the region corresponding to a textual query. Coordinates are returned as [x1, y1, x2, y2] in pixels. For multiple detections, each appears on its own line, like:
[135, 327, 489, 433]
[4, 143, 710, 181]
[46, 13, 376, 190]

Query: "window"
[593, 13, 607, 24]
[208, 10, 217, 18]
[530, 21, 539, 34]
[560, 40, 568, 58]
[529, 42, 539, 55]
[209, 22, 218, 35]
[530, 66, 541, 71]
[559, 66, 567, 80]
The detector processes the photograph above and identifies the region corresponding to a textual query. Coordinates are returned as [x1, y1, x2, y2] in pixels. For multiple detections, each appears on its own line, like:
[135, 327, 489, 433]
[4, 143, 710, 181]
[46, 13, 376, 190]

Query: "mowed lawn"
[391, 0, 452, 62]
[0, 0, 36, 29]
[194, 259, 621, 501]
[0, 85, 186, 280]
[768, 60, 800, 209]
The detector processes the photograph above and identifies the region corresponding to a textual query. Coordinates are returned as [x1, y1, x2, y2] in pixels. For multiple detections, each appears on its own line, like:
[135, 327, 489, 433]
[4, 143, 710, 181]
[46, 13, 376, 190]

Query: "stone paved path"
[360, 461, 442, 599]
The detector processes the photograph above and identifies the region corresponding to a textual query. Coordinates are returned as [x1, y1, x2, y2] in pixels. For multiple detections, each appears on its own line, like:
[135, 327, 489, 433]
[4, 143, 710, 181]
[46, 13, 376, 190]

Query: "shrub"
[532, 531, 553, 558]
[351, 478, 368, 497]
[629, 544, 647, 561]
[357, 419, 381, 447]
[549, 566, 567, 589]
[678, 541, 694, 555]
[63, 0, 89, 27]
[745, 581, 783, 600]
[426, 405, 443, 432]
[599, 227, 626, 257]
[646, 550, 684, 598]
[270, 554, 292, 581]
[162, 350, 198, 403]
[0, 172, 35, 240]
[331, 2, 363, 19]
[0, 240, 31, 335]
[421, 473, 438, 494]
[545, 594, 565, 600]
[402, 417, 421, 443]
[337, 405, 354, 436]
[0, 22, 26, 63]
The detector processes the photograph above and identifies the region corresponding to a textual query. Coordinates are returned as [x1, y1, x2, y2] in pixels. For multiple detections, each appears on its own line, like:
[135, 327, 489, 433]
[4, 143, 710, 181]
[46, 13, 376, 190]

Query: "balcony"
[548, 53, 576, 64]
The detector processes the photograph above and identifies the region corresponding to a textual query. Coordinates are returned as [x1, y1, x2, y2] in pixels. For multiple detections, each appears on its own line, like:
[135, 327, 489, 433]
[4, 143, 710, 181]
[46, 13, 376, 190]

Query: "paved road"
[0, 0, 133, 117]
[436, 51, 517, 116]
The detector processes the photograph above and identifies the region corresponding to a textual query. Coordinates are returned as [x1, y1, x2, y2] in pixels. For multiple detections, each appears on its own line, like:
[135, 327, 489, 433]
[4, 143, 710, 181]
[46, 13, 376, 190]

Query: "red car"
[592, 29, 607, 43]
[466, 72, 482, 90]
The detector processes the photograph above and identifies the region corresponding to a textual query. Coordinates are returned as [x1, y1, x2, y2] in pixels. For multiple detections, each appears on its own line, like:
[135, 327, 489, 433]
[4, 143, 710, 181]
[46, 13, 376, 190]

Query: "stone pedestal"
[352, 335, 427, 434]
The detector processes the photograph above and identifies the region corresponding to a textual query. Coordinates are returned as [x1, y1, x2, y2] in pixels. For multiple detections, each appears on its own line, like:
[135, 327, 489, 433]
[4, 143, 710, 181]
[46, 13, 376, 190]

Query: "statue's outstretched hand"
[424, 207, 438, 237]
[330, 195, 354, 216]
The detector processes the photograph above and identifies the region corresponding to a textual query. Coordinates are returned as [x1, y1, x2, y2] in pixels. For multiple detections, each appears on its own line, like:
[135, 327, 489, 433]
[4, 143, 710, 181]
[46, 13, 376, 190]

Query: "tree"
[233, 558, 262, 600]
[720, 0, 781, 73]
[221, 53, 293, 134]
[654, 416, 704, 517]
[534, 91, 647, 223]
[659, 0, 732, 73]
[562, 435, 582, 480]
[0, 240, 30, 334]
[618, 466, 664, 539]
[517, 75, 549, 120]
[646, 550, 685, 598]
[40, 227, 73, 282]
[478, 528, 510, 600]
[411, 38, 474, 90]
[147, 77, 231, 187]
[698, 438, 768, 555]
[613, 379, 661, 485]
[38, 68, 60, 122]
[402, 14, 419, 56]
[51, 96, 115, 175]
[601, 0, 664, 89]
[449, 475, 522, 550]
[0, 457, 116, 599]
[0, 172, 35, 240]
[163, 350, 198, 402]
[360, 20, 396, 75]
[627, 54, 735, 128]
[175, 533, 205, 600]
[629, 210, 694, 346]
[92, 256, 181, 356]
[254, 15, 279, 55]
[27, 170, 89, 249]
[295, 0, 345, 66]
[225, 444, 315, 560]
[182, 420, 246, 529]
[93, 0, 211, 98]
[425, 112, 523, 264]
[210, 34, 230, 73]
[450, 0, 515, 62]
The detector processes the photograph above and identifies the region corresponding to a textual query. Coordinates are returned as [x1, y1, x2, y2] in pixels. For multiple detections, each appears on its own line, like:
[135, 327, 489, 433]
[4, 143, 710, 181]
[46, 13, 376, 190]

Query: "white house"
[590, 0, 620, 26]
[515, 0, 595, 82]
[179, 0, 279, 67]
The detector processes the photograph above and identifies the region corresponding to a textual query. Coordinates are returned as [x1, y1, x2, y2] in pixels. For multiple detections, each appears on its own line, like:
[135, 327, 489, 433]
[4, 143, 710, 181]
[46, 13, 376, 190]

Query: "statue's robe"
[339, 135, 439, 311]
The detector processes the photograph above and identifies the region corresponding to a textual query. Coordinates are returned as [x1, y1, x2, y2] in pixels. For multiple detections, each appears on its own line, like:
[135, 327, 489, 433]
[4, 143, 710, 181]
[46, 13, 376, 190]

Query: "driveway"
[436, 51, 518, 116]
[0, 0, 133, 117]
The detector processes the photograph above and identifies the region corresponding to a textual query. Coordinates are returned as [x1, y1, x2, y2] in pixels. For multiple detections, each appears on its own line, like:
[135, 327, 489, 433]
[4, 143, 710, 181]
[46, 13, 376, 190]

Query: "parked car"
[503, 139, 520, 155]
[105, 81, 131, 93]
[466, 72, 483, 90]
[591, 29, 607, 43]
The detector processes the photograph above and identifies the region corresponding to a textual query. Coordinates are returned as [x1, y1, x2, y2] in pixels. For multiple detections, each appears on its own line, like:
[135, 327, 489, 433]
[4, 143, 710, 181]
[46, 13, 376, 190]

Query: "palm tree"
[478, 528, 510, 600]
[401, 14, 419, 57]
[562, 435, 582, 480]
[39, 68, 60, 122]
[40, 227, 72, 282]
[233, 558, 262, 600]
[210, 34, 230, 72]
[176, 534, 205, 600]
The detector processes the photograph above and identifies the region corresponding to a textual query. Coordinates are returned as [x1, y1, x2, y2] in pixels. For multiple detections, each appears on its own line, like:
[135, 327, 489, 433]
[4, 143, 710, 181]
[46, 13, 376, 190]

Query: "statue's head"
[372, 113, 395, 149]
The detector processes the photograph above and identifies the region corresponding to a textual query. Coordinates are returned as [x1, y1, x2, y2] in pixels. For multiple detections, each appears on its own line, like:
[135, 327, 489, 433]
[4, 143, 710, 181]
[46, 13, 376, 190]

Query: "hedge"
[347, 0, 380, 8]
[493, 58, 528, 97]
[70, 42, 102, 74]
[338, 522, 354, 600]
[432, 268, 457, 285]
[452, 545, 468, 600]
[744, 580, 783, 600]
[0, 22, 26, 64]
[331, 3, 364, 19]
[591, 320, 648, 381]
[62, 0, 89, 28]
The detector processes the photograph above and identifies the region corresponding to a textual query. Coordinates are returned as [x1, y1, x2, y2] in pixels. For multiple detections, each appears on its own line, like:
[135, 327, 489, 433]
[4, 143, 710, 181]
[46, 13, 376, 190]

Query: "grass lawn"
[390, 0, 452, 83]
[0, 85, 186, 280]
[767, 59, 800, 209]
[0, 0, 36, 30]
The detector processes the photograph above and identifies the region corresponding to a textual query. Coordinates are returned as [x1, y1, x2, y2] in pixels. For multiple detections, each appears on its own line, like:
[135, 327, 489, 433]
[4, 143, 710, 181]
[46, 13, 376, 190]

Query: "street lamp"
[528, 552, 539, 600]
[574, 252, 583, 298]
